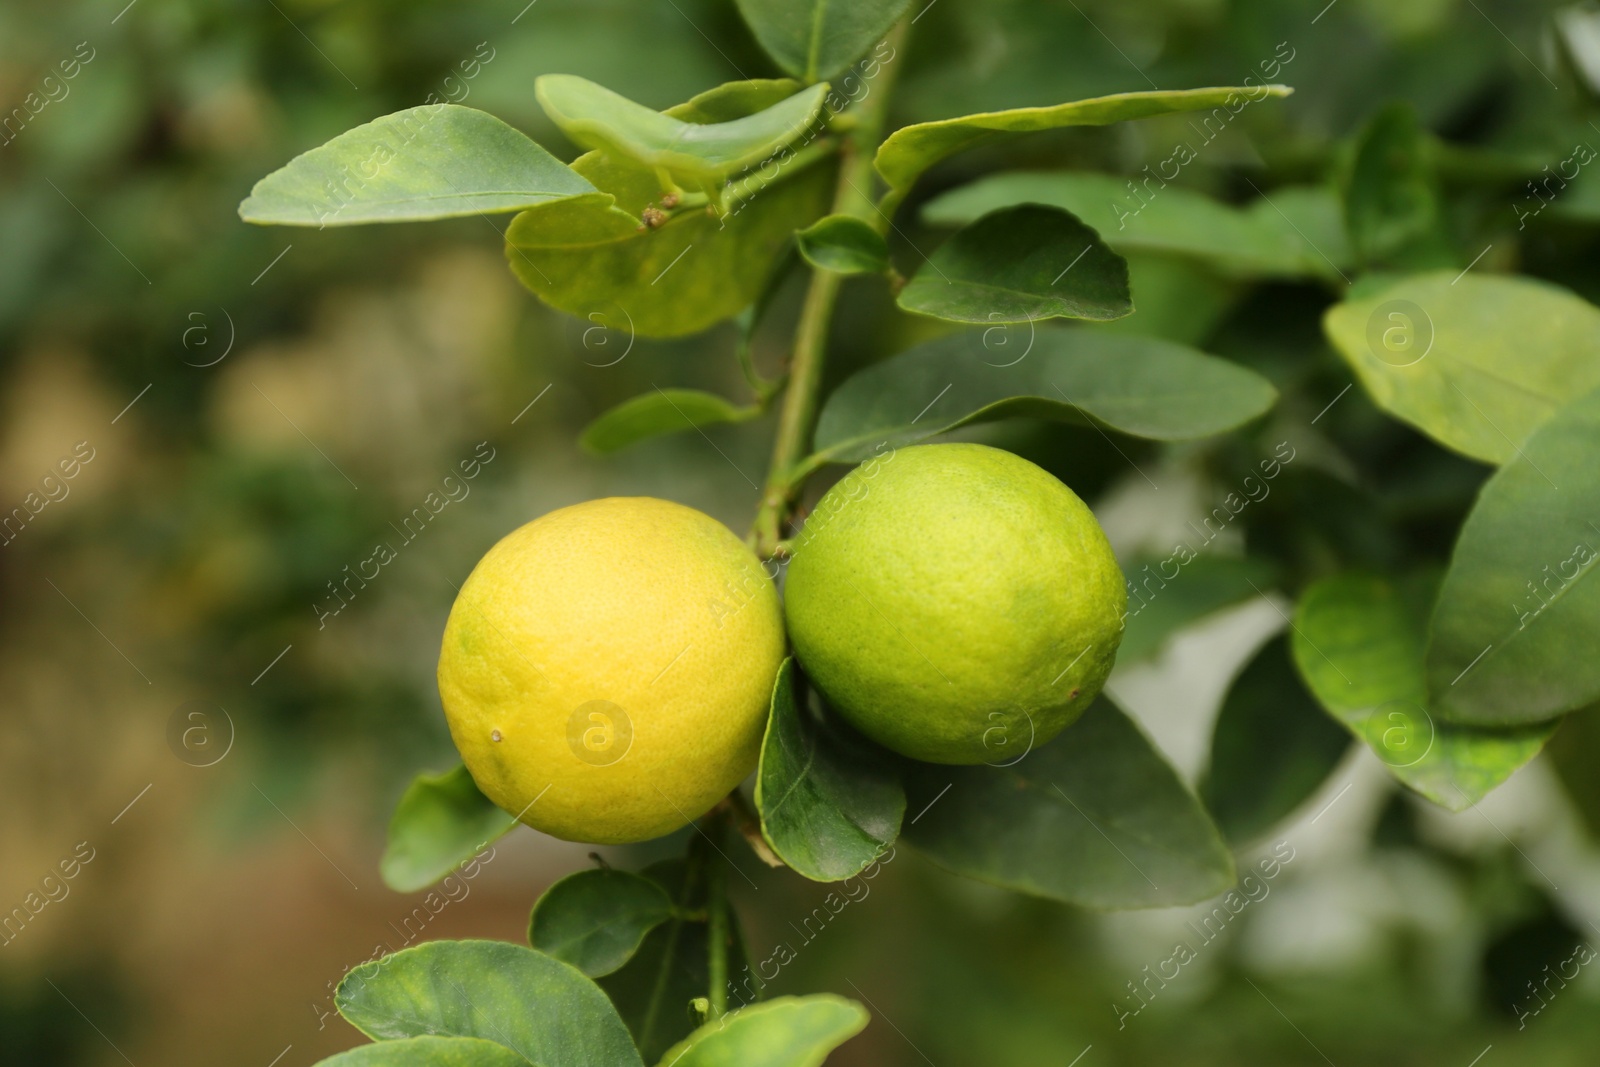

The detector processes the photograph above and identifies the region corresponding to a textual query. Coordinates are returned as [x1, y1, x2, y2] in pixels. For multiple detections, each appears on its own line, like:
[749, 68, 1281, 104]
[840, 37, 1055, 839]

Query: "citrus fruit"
[783, 443, 1126, 765]
[438, 497, 784, 844]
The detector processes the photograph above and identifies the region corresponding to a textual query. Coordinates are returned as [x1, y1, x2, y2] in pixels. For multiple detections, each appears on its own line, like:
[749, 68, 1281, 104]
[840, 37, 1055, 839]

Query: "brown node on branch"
[640, 206, 667, 228]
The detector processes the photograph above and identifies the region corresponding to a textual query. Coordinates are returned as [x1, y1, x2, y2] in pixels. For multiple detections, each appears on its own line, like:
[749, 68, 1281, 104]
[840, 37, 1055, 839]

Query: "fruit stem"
[750, 18, 910, 558]
[704, 810, 731, 1021]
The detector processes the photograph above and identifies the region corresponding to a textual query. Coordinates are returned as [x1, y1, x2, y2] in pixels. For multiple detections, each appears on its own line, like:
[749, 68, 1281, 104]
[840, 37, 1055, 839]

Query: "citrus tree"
[237, 2, 1600, 1063]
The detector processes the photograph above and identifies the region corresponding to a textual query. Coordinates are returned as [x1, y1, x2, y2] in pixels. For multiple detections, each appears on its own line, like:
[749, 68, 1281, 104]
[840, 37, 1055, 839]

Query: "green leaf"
[581, 389, 759, 455]
[897, 205, 1131, 324]
[1323, 271, 1600, 464]
[733, 0, 910, 81]
[535, 76, 828, 187]
[1290, 574, 1555, 810]
[656, 995, 869, 1067]
[1118, 556, 1278, 664]
[811, 329, 1277, 463]
[598, 860, 746, 1063]
[336, 940, 643, 1067]
[794, 214, 889, 274]
[902, 697, 1235, 909]
[921, 172, 1350, 281]
[506, 87, 835, 338]
[311, 1037, 531, 1067]
[528, 868, 676, 978]
[875, 85, 1293, 193]
[1343, 102, 1449, 267]
[754, 659, 904, 882]
[1200, 636, 1350, 844]
[1426, 387, 1600, 724]
[239, 106, 595, 227]
[380, 765, 515, 894]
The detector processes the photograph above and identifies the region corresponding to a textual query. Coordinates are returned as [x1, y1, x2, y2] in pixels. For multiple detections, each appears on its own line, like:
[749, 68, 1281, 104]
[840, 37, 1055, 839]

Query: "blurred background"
[5, 0, 1600, 1064]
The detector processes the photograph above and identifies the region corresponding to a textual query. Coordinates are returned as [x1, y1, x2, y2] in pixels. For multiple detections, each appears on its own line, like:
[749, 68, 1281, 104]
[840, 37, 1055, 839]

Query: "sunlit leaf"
[240, 106, 594, 226]
[875, 85, 1293, 192]
[1323, 272, 1600, 464]
[897, 205, 1131, 324]
[380, 764, 514, 894]
[1291, 574, 1555, 810]
[902, 697, 1235, 908]
[657, 995, 869, 1067]
[810, 329, 1277, 463]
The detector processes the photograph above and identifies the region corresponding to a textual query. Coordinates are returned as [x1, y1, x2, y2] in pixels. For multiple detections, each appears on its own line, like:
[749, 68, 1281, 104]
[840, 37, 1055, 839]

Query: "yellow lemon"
[784, 443, 1127, 765]
[438, 497, 784, 844]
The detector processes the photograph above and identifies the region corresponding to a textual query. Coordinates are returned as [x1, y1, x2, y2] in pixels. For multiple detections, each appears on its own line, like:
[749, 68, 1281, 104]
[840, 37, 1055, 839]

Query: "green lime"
[783, 443, 1126, 764]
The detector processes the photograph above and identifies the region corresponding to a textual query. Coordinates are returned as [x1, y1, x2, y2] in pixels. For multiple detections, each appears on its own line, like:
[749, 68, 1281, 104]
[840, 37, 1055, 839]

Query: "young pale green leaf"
[598, 859, 747, 1063]
[1201, 636, 1350, 844]
[1290, 574, 1555, 810]
[795, 214, 890, 274]
[580, 389, 759, 455]
[1323, 272, 1600, 464]
[921, 172, 1351, 281]
[239, 106, 595, 227]
[902, 697, 1235, 909]
[528, 868, 675, 977]
[1343, 102, 1451, 268]
[1427, 386, 1600, 725]
[336, 940, 643, 1067]
[1118, 556, 1279, 664]
[656, 995, 869, 1067]
[506, 86, 834, 338]
[898, 205, 1131, 324]
[755, 659, 904, 882]
[734, 0, 910, 81]
[810, 329, 1277, 463]
[311, 1037, 532, 1067]
[535, 75, 828, 186]
[380, 764, 515, 894]
[875, 85, 1293, 192]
